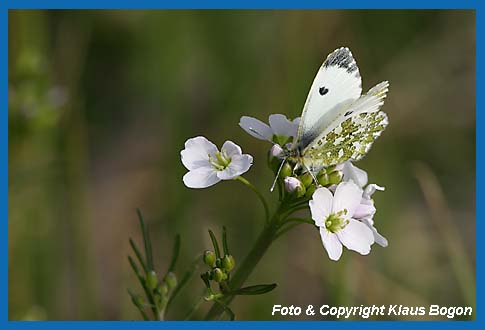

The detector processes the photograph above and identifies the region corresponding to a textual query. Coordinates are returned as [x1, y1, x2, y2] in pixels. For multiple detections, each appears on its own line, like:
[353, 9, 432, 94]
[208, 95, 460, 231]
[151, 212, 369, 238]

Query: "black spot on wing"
[319, 86, 329, 95]
[345, 111, 353, 116]
[323, 47, 358, 73]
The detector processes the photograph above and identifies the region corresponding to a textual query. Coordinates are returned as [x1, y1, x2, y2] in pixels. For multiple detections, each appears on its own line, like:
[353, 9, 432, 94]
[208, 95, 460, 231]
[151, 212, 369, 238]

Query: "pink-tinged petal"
[309, 188, 333, 226]
[183, 167, 220, 188]
[217, 154, 253, 180]
[221, 140, 242, 158]
[353, 201, 376, 220]
[342, 161, 368, 188]
[181, 136, 218, 171]
[239, 116, 273, 141]
[332, 181, 363, 217]
[269, 114, 296, 137]
[362, 218, 388, 247]
[336, 219, 374, 255]
[320, 228, 343, 261]
[363, 183, 385, 199]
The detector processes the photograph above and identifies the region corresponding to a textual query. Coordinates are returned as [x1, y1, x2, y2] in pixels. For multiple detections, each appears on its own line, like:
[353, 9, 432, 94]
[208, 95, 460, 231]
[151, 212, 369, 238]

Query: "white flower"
[309, 181, 374, 261]
[339, 161, 388, 247]
[239, 114, 300, 142]
[181, 136, 253, 188]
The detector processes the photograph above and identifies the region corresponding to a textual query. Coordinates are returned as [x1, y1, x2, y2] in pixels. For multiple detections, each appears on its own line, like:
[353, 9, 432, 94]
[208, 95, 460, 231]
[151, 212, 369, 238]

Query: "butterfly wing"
[293, 47, 362, 151]
[301, 81, 390, 170]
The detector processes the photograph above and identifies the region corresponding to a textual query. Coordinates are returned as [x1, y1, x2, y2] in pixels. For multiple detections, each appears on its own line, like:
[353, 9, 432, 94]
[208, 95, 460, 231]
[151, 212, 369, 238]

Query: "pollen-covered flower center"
[324, 209, 349, 233]
[209, 151, 232, 171]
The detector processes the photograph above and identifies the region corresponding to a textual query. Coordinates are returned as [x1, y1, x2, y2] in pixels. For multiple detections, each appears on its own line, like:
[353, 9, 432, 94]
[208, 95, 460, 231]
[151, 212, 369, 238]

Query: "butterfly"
[286, 47, 389, 176]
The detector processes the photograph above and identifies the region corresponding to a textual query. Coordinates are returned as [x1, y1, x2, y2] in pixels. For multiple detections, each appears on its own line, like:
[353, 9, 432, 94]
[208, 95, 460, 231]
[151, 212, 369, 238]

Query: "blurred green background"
[8, 10, 475, 320]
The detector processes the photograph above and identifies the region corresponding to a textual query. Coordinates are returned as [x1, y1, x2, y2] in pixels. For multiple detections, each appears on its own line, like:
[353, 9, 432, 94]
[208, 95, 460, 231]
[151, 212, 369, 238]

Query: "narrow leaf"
[168, 234, 181, 272]
[129, 238, 148, 274]
[128, 256, 159, 320]
[127, 289, 149, 320]
[222, 226, 230, 255]
[137, 209, 154, 271]
[166, 255, 201, 310]
[216, 300, 235, 321]
[208, 229, 221, 258]
[231, 283, 277, 296]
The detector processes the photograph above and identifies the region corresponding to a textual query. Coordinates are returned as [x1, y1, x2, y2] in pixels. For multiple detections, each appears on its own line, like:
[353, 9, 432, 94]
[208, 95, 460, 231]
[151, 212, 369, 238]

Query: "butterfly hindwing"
[294, 47, 362, 150]
[301, 110, 389, 169]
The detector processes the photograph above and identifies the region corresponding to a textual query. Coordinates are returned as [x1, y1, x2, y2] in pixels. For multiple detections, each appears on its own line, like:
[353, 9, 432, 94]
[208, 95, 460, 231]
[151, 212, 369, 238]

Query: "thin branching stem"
[236, 176, 270, 222]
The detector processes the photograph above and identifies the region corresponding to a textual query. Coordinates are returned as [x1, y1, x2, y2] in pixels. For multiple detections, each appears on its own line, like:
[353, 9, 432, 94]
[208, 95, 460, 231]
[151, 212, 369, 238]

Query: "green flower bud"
[131, 294, 145, 308]
[222, 255, 236, 272]
[212, 268, 225, 283]
[164, 272, 178, 289]
[326, 165, 336, 173]
[203, 250, 216, 267]
[215, 258, 222, 268]
[317, 173, 329, 186]
[146, 271, 158, 290]
[328, 170, 343, 185]
[157, 282, 169, 296]
[280, 162, 293, 179]
[305, 184, 317, 198]
[299, 172, 314, 188]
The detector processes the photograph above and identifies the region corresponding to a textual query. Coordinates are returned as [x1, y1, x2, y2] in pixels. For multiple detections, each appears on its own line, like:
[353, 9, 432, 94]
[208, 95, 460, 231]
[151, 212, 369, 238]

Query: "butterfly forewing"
[294, 47, 362, 150]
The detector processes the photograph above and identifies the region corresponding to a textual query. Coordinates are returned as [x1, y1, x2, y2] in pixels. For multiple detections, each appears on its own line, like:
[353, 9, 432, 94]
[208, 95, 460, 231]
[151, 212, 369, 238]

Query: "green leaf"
[222, 226, 230, 255]
[127, 289, 149, 320]
[128, 256, 159, 320]
[136, 209, 154, 271]
[208, 229, 221, 258]
[166, 255, 201, 310]
[230, 283, 277, 296]
[168, 234, 181, 272]
[215, 300, 235, 321]
[129, 238, 148, 274]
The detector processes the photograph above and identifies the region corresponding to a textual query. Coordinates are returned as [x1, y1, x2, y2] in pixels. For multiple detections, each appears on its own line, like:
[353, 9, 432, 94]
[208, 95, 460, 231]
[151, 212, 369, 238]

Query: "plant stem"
[203, 207, 283, 320]
[236, 176, 270, 222]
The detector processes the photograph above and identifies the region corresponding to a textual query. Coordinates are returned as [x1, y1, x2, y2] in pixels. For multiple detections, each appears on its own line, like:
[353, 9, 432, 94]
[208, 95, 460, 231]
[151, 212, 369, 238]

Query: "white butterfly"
[286, 47, 389, 175]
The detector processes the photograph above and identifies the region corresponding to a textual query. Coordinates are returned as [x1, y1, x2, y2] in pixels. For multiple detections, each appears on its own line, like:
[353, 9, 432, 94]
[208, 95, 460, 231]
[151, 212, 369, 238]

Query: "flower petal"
[363, 183, 385, 199]
[353, 200, 376, 220]
[221, 140, 242, 158]
[342, 161, 368, 188]
[332, 181, 363, 217]
[181, 136, 218, 171]
[217, 154, 253, 180]
[269, 114, 297, 137]
[336, 219, 374, 255]
[362, 218, 388, 247]
[183, 167, 220, 188]
[309, 187, 333, 227]
[239, 116, 273, 140]
[320, 228, 343, 261]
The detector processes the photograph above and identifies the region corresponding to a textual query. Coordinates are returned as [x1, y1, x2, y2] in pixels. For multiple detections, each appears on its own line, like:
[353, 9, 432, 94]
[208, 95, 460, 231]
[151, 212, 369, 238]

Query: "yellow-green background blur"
[8, 10, 475, 320]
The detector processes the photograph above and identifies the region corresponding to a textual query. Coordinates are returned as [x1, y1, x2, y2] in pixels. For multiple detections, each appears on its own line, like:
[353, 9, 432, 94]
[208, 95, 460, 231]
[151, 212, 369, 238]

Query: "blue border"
[4, 0, 480, 328]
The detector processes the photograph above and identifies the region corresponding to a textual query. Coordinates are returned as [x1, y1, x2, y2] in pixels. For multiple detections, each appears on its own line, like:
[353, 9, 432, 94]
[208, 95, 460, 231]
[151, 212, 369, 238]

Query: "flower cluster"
[180, 114, 387, 262]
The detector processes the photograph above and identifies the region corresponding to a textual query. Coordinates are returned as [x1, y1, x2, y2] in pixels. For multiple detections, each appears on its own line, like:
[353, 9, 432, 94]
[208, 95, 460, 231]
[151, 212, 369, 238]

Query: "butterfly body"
[288, 47, 389, 173]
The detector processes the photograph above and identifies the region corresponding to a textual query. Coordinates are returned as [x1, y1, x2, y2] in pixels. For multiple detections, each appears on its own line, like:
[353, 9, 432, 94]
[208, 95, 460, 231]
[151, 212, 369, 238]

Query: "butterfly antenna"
[270, 158, 287, 192]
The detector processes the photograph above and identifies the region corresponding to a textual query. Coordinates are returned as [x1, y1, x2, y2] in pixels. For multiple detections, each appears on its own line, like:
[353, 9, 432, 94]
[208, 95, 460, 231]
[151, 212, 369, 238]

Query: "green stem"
[203, 206, 284, 320]
[236, 176, 270, 222]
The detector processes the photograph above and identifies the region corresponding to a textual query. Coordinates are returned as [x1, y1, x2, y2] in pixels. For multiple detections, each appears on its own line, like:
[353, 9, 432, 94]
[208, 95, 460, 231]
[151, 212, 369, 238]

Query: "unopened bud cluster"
[146, 270, 178, 311]
[269, 150, 343, 200]
[202, 250, 236, 284]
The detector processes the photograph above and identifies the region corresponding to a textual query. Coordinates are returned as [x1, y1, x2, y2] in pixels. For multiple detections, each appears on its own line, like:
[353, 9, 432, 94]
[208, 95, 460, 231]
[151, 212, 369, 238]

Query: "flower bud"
[146, 271, 158, 290]
[157, 282, 169, 296]
[305, 184, 317, 198]
[212, 268, 225, 283]
[280, 162, 293, 179]
[269, 144, 284, 161]
[328, 170, 343, 185]
[222, 255, 235, 272]
[164, 272, 178, 289]
[326, 165, 337, 173]
[131, 294, 145, 308]
[299, 172, 314, 188]
[317, 172, 329, 186]
[215, 258, 222, 268]
[284, 177, 306, 197]
[203, 250, 216, 267]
